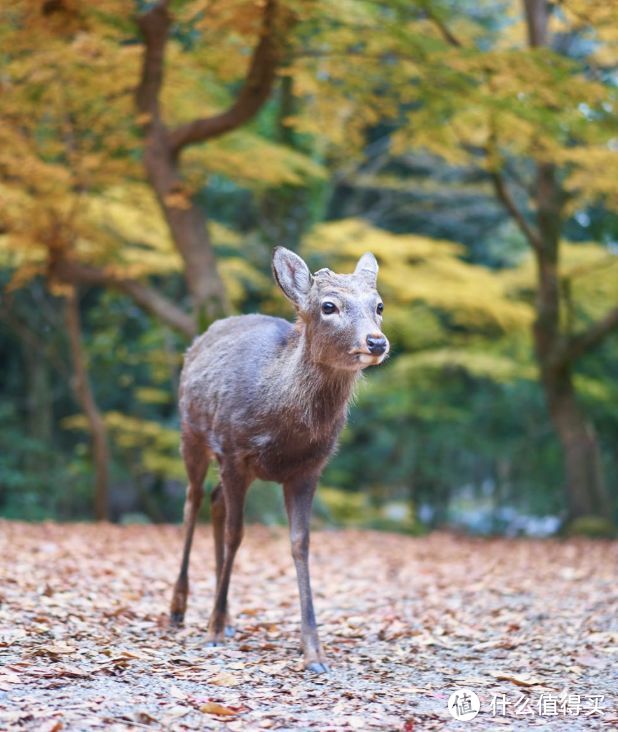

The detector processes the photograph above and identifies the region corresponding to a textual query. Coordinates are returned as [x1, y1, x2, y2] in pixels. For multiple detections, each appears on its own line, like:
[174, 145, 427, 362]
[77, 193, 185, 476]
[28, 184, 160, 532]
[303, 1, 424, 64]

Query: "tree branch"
[53, 259, 196, 337]
[119, 279, 196, 337]
[421, 3, 462, 47]
[136, 0, 171, 121]
[168, 0, 286, 154]
[557, 306, 618, 365]
[490, 170, 543, 251]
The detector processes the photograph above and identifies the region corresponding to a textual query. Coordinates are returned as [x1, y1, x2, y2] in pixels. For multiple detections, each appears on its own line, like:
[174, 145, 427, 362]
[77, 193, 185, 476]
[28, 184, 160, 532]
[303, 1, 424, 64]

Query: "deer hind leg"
[170, 429, 210, 625]
[206, 462, 249, 646]
[210, 482, 234, 636]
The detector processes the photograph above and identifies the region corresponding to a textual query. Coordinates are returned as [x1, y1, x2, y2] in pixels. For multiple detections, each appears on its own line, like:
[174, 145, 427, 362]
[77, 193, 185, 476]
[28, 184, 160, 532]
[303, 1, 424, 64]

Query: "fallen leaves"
[209, 671, 243, 687]
[200, 701, 240, 716]
[0, 670, 21, 692]
[0, 522, 616, 730]
[29, 642, 78, 658]
[487, 671, 547, 687]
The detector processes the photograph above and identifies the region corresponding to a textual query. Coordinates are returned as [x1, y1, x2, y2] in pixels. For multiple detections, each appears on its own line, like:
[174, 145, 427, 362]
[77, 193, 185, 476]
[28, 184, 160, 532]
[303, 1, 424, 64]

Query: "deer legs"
[171, 447, 327, 672]
[206, 467, 248, 645]
[284, 477, 329, 673]
[210, 482, 234, 637]
[170, 432, 209, 624]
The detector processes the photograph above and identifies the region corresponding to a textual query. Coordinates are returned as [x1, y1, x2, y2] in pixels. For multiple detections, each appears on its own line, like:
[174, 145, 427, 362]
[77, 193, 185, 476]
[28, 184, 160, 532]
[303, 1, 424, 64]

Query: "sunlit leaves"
[287, 0, 618, 208]
[63, 411, 185, 481]
[183, 130, 326, 190]
[304, 219, 534, 331]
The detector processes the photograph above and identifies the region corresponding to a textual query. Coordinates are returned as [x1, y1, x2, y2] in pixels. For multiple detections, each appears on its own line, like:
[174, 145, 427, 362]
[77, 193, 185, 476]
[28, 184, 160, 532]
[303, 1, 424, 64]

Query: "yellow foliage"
[0, 175, 263, 306]
[63, 411, 184, 480]
[289, 0, 617, 211]
[304, 219, 534, 332]
[0, 0, 325, 308]
[392, 350, 536, 382]
[499, 241, 618, 326]
[184, 130, 326, 189]
[135, 387, 172, 406]
[560, 147, 618, 208]
[219, 257, 271, 306]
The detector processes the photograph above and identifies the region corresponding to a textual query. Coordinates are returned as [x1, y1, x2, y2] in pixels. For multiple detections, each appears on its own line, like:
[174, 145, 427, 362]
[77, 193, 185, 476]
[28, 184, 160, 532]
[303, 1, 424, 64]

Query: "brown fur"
[170, 247, 388, 672]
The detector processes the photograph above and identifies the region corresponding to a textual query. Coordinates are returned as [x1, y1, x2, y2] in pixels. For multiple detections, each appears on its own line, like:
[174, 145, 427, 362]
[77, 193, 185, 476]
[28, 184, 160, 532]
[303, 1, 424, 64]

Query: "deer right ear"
[272, 247, 312, 307]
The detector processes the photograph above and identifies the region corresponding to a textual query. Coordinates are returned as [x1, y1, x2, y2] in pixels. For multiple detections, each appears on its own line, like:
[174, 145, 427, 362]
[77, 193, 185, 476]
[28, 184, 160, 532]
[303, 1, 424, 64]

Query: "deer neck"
[268, 324, 360, 433]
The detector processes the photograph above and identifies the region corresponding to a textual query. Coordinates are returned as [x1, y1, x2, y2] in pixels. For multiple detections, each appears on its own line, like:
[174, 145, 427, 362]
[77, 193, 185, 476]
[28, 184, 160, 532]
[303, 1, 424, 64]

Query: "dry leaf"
[209, 672, 242, 687]
[200, 702, 239, 716]
[487, 671, 546, 687]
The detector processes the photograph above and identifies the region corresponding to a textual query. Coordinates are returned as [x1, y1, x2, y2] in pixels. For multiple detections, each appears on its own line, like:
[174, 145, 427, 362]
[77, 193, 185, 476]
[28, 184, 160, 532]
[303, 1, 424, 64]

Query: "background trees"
[1, 0, 616, 532]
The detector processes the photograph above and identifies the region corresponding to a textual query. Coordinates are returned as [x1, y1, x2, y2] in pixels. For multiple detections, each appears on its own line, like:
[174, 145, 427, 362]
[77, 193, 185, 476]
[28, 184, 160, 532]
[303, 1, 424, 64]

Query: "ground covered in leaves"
[0, 521, 617, 731]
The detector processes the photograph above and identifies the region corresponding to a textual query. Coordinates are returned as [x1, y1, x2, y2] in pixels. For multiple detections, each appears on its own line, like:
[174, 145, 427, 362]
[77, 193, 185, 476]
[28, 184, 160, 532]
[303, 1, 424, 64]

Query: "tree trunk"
[23, 347, 53, 474]
[135, 1, 291, 328]
[522, 0, 549, 47]
[533, 163, 611, 521]
[65, 290, 110, 521]
[542, 365, 609, 519]
[143, 123, 227, 326]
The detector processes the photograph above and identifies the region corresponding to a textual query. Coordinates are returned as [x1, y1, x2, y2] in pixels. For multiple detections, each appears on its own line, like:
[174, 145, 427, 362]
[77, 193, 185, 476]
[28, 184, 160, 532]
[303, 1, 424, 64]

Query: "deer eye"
[376, 302, 384, 315]
[321, 301, 338, 315]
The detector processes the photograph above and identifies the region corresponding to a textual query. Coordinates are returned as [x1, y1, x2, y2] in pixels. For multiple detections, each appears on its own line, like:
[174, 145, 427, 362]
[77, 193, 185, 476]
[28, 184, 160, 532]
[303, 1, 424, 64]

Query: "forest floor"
[0, 522, 617, 731]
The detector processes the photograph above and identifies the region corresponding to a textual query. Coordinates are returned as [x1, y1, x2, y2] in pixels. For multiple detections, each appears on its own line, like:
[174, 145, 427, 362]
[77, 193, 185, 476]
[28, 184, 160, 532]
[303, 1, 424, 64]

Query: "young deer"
[170, 247, 389, 672]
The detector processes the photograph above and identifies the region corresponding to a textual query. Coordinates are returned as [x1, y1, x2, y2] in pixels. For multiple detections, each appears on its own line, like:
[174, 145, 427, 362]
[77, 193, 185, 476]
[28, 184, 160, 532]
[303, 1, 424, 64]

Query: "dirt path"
[0, 522, 616, 730]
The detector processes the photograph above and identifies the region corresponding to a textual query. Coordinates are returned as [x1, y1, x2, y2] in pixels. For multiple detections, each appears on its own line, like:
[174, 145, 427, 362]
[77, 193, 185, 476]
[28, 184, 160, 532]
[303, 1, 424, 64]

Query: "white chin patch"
[358, 353, 380, 366]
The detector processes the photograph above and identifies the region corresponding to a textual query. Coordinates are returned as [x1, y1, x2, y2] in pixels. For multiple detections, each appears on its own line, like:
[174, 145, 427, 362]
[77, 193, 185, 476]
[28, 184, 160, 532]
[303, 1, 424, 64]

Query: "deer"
[169, 246, 389, 673]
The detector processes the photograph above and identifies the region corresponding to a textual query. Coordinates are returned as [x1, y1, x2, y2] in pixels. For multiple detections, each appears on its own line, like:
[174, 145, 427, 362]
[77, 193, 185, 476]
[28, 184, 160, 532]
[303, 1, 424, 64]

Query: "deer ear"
[272, 247, 312, 307]
[354, 252, 378, 286]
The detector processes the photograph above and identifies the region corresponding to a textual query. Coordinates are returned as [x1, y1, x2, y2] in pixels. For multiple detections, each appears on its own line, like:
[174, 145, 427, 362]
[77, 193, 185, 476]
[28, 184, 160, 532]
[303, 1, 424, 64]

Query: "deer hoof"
[305, 661, 330, 674]
[206, 631, 225, 647]
[169, 611, 185, 626]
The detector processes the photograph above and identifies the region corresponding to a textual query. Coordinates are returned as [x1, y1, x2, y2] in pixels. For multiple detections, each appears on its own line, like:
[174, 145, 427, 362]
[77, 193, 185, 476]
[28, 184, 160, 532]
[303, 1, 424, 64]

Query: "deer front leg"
[284, 476, 329, 673]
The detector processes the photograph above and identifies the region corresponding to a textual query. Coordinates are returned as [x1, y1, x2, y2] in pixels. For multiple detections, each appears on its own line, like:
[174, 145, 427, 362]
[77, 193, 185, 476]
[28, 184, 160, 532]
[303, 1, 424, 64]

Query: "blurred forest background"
[1, 0, 617, 536]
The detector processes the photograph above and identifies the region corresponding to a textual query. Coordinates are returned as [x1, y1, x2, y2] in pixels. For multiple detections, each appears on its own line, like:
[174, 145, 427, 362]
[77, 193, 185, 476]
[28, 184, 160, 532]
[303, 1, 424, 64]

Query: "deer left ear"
[272, 246, 313, 308]
[354, 252, 378, 286]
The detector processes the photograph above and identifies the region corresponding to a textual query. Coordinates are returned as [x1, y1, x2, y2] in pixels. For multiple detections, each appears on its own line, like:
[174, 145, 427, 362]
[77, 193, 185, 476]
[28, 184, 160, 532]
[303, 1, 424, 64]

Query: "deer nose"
[366, 334, 387, 355]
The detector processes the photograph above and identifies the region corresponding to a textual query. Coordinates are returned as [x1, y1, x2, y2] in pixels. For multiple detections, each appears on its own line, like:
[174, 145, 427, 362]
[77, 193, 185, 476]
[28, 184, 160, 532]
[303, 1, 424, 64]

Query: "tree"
[1, 0, 616, 527]
[301, 221, 617, 530]
[1, 0, 311, 335]
[0, 0, 317, 517]
[478, 0, 617, 522]
[64, 287, 110, 520]
[292, 0, 618, 525]
[134, 0, 295, 324]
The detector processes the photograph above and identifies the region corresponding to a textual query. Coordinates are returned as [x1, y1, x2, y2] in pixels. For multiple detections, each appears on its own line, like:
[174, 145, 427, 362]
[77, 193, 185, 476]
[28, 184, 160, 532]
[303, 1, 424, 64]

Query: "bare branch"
[490, 170, 543, 251]
[168, 0, 286, 154]
[53, 260, 196, 337]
